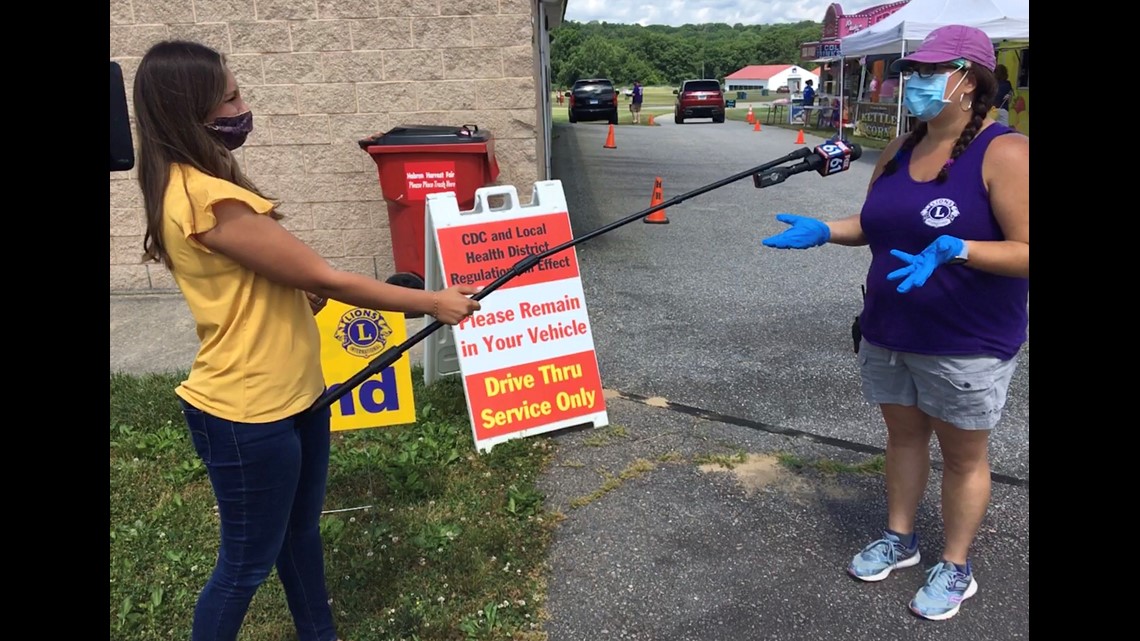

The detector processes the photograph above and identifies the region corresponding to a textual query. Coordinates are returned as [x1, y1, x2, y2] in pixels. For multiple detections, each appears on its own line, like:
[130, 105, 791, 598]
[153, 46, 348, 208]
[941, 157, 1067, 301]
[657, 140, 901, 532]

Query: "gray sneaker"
[909, 560, 978, 620]
[848, 531, 921, 582]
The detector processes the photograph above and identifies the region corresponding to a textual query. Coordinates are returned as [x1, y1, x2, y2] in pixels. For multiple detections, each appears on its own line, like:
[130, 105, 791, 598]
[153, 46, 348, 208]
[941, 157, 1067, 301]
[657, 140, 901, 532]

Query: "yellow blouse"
[162, 163, 325, 423]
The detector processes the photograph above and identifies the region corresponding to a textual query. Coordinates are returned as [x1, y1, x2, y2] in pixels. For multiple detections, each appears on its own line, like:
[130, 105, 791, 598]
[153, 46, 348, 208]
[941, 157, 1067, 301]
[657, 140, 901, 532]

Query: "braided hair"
[882, 63, 998, 183]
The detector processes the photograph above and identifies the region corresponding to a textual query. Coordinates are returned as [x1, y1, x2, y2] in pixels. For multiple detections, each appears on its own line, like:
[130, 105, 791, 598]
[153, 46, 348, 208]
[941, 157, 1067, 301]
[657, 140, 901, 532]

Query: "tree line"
[550, 20, 824, 88]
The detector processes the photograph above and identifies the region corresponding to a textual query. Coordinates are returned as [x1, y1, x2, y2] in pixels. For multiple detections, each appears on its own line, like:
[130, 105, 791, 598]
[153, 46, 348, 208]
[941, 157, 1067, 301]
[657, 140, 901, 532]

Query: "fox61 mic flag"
[752, 141, 861, 189]
[814, 140, 855, 177]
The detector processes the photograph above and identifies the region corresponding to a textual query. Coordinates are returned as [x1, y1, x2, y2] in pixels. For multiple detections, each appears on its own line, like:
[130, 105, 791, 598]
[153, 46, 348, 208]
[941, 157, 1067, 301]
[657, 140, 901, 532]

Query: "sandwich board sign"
[423, 181, 608, 452]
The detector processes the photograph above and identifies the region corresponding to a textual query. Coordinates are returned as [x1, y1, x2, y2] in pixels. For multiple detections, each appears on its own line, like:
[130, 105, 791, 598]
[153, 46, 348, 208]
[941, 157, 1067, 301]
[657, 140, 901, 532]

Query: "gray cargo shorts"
[858, 338, 1018, 430]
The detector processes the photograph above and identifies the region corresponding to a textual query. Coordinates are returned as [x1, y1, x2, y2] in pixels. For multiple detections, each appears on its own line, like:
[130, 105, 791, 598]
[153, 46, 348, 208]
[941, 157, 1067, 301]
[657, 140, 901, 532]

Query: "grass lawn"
[110, 354, 889, 641]
[110, 368, 558, 641]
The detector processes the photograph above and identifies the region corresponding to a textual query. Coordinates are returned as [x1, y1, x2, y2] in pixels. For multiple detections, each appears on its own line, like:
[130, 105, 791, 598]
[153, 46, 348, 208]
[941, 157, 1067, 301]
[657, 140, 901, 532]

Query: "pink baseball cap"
[889, 25, 996, 73]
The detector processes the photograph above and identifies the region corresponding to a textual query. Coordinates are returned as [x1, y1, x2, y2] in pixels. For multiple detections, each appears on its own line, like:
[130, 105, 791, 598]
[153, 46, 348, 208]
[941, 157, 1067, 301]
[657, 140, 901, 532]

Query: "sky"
[562, 1, 888, 27]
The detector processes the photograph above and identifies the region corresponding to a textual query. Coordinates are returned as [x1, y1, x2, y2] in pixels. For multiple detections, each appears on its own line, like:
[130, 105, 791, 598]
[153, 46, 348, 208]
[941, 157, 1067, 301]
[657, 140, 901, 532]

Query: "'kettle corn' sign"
[315, 300, 417, 431]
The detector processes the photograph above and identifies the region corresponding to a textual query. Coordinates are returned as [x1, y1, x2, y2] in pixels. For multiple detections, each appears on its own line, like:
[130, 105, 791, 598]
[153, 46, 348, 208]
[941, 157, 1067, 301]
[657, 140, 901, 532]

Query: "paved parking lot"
[536, 118, 1029, 640]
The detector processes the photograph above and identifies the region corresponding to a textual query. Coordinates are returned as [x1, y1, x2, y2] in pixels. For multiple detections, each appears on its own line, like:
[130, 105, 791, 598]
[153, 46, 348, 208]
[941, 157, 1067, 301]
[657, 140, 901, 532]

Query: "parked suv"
[566, 78, 619, 125]
[673, 79, 725, 124]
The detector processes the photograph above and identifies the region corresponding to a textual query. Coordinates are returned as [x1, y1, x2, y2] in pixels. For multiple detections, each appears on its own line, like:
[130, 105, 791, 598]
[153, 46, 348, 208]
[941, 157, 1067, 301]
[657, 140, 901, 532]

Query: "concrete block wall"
[110, 0, 540, 292]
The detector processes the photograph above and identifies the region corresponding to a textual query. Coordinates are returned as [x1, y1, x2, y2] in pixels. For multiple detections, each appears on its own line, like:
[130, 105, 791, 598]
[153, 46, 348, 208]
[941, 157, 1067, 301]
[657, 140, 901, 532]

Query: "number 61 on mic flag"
[815, 140, 855, 176]
[752, 140, 862, 189]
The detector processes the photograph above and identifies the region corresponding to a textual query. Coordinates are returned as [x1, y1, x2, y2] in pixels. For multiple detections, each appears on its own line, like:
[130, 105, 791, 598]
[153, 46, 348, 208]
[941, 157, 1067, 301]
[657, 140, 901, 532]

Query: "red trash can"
[358, 124, 500, 294]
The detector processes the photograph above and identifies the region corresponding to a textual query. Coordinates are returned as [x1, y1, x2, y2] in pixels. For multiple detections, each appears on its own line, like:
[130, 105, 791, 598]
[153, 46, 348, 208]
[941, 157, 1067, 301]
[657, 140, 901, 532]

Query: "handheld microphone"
[753, 140, 862, 188]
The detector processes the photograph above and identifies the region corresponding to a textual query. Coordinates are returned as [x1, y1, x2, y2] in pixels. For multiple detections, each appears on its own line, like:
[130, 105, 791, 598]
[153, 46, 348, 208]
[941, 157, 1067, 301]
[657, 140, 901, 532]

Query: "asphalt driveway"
[535, 118, 1029, 640]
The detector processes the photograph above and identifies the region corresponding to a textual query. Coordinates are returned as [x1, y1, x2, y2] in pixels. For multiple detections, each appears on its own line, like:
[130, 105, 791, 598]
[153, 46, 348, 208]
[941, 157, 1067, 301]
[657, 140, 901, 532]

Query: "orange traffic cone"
[644, 176, 669, 224]
[795, 129, 805, 144]
[753, 120, 761, 132]
[648, 114, 655, 126]
[603, 124, 617, 149]
[747, 106, 755, 123]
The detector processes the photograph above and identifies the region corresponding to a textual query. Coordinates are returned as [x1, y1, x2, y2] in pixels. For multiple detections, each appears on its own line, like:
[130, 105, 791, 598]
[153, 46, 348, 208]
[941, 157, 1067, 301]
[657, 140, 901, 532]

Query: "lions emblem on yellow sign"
[316, 300, 417, 432]
[334, 308, 394, 358]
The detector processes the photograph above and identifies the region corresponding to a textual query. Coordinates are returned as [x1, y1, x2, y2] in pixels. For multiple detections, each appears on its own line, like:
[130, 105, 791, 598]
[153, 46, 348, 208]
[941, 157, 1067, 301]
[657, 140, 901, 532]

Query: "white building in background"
[724, 65, 821, 93]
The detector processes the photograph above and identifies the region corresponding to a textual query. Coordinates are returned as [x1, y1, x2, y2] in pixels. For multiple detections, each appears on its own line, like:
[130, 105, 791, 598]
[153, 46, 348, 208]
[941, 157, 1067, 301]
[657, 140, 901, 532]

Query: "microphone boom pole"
[308, 145, 820, 415]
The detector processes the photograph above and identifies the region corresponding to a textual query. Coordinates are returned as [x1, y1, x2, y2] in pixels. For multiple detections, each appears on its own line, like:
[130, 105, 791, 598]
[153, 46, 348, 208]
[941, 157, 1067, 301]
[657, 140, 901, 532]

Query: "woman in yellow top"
[132, 40, 481, 641]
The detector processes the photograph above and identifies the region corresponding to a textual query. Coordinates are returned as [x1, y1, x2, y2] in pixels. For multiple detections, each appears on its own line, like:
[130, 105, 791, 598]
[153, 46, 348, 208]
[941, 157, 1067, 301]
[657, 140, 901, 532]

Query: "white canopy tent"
[840, 0, 1030, 136]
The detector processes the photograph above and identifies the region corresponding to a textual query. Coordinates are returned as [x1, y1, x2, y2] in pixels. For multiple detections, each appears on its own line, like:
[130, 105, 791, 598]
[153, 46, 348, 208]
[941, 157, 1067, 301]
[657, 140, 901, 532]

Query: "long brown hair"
[132, 40, 279, 270]
[882, 62, 999, 183]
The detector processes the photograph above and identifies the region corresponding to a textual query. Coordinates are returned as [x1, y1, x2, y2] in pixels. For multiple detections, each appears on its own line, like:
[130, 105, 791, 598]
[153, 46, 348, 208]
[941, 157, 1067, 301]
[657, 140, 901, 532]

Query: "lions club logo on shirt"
[334, 308, 393, 358]
[920, 198, 960, 228]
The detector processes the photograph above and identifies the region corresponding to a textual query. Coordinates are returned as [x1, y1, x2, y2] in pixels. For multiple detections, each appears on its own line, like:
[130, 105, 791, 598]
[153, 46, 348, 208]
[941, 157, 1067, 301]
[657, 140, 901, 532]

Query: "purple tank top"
[858, 123, 1029, 360]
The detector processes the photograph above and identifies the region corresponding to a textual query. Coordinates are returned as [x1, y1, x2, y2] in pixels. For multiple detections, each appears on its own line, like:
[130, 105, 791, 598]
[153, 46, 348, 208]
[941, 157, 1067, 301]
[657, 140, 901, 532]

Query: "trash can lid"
[358, 124, 491, 149]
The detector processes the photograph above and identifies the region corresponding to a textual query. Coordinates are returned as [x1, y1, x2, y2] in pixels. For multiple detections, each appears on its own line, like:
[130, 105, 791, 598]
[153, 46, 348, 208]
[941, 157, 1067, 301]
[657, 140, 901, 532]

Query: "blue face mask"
[903, 70, 967, 121]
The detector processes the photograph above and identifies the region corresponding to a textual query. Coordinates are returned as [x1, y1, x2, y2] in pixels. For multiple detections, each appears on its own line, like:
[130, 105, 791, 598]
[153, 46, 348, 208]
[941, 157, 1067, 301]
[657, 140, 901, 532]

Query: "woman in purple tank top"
[761, 25, 1028, 621]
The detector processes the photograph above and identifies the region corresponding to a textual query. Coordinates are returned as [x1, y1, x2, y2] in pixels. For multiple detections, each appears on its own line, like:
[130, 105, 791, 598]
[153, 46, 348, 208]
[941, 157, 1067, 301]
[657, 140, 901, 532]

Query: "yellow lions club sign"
[315, 300, 417, 431]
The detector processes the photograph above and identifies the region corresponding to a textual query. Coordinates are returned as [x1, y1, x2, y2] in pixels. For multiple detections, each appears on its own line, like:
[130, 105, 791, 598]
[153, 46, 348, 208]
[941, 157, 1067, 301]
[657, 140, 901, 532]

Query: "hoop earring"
[959, 93, 973, 112]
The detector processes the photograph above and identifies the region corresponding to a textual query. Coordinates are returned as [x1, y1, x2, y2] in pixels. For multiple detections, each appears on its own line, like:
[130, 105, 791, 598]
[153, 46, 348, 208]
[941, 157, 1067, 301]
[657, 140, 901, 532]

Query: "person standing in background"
[993, 64, 1014, 126]
[631, 80, 644, 124]
[803, 78, 816, 105]
[800, 79, 816, 127]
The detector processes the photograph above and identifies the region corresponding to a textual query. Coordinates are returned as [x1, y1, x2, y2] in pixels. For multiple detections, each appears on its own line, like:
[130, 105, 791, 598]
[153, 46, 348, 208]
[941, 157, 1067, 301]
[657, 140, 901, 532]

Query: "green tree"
[558, 36, 626, 86]
[550, 20, 824, 87]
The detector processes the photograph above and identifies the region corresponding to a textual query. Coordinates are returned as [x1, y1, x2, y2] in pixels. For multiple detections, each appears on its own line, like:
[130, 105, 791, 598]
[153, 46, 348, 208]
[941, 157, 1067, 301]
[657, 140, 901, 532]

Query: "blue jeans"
[180, 398, 338, 641]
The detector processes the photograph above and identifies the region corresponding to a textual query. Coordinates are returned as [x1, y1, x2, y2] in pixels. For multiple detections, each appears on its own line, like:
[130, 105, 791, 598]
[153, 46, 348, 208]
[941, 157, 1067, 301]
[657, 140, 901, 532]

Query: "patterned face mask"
[205, 111, 253, 150]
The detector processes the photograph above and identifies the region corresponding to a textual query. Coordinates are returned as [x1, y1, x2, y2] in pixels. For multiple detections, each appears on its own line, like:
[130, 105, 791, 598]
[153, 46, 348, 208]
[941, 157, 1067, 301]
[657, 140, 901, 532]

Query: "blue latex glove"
[887, 235, 965, 293]
[762, 214, 831, 249]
